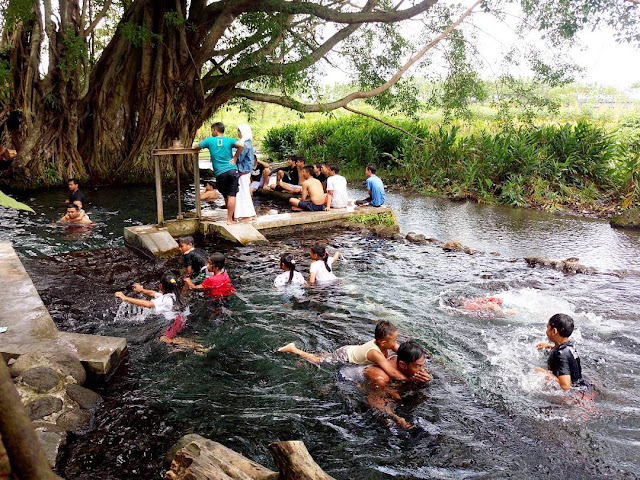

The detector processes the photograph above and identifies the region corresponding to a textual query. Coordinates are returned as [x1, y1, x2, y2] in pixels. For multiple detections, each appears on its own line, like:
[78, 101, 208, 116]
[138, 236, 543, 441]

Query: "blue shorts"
[298, 201, 324, 211]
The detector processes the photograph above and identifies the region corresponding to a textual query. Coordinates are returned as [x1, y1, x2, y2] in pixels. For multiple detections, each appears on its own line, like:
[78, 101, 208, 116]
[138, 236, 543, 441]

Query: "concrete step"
[203, 221, 268, 245]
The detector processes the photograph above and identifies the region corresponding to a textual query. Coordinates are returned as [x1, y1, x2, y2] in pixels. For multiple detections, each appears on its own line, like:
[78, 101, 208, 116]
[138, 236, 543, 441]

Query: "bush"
[263, 116, 624, 208]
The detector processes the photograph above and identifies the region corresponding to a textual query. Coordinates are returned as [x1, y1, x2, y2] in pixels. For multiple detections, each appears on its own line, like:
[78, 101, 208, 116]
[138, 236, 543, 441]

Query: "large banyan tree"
[0, 0, 638, 188]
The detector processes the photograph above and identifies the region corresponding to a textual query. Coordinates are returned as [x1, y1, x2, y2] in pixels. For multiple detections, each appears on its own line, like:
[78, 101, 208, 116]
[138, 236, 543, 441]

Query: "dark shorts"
[298, 201, 325, 211]
[216, 170, 239, 198]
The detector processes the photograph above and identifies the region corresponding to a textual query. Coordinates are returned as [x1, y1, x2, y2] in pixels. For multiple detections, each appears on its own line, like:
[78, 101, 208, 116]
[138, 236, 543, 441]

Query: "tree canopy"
[0, 0, 638, 188]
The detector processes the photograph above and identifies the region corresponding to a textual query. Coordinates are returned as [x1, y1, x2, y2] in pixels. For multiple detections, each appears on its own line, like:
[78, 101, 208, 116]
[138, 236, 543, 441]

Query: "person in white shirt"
[274, 253, 305, 287]
[322, 163, 349, 210]
[308, 242, 342, 285]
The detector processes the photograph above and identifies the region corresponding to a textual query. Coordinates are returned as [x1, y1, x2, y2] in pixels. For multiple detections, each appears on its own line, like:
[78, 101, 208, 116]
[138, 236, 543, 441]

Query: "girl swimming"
[114, 271, 187, 339]
[184, 252, 236, 298]
[308, 242, 342, 285]
[274, 253, 305, 287]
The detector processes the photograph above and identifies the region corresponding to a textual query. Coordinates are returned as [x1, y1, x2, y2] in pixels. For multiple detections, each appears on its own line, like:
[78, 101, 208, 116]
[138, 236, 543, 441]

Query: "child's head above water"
[374, 321, 399, 348]
[209, 252, 226, 272]
[159, 271, 183, 307]
[547, 313, 574, 340]
[280, 253, 297, 283]
[310, 242, 331, 272]
[178, 236, 194, 252]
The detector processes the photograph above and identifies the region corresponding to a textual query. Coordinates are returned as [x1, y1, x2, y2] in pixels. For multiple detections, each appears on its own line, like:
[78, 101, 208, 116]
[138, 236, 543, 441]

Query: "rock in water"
[66, 384, 103, 410]
[611, 208, 640, 230]
[56, 409, 93, 434]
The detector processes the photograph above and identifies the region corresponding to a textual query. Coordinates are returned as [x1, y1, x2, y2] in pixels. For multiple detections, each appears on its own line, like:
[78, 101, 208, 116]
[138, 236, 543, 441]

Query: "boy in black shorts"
[536, 313, 591, 392]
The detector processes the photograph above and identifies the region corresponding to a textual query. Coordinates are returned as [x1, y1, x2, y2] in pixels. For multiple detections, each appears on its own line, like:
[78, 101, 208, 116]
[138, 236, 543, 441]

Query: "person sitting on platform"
[59, 203, 93, 224]
[275, 155, 305, 194]
[184, 252, 236, 299]
[323, 163, 349, 210]
[289, 166, 325, 212]
[356, 164, 386, 207]
[200, 181, 220, 202]
[313, 162, 327, 192]
[249, 155, 271, 194]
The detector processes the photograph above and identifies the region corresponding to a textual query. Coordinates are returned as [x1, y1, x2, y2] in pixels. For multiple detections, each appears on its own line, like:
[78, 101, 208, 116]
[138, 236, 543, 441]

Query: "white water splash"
[114, 301, 150, 323]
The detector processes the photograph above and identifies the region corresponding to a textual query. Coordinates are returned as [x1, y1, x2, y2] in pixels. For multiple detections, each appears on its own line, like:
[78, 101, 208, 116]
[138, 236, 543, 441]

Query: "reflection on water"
[2, 184, 639, 478]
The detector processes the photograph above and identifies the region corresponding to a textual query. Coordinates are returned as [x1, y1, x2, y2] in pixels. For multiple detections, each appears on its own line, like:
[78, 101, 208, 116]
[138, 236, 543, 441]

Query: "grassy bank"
[259, 115, 640, 214]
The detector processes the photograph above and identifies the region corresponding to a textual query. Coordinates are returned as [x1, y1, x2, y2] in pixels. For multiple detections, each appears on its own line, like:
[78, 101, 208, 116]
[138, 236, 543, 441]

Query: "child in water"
[308, 242, 341, 285]
[114, 271, 187, 339]
[274, 253, 305, 287]
[184, 252, 235, 298]
[535, 313, 592, 394]
[277, 321, 431, 382]
[178, 236, 209, 285]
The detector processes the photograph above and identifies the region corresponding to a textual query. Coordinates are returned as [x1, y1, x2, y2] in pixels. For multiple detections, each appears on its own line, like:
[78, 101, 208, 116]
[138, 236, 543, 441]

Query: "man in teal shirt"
[194, 122, 243, 224]
[356, 164, 386, 207]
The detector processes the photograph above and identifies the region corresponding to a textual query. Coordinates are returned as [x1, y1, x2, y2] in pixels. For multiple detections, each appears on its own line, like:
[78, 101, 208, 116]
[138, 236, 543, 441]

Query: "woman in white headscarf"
[233, 123, 257, 220]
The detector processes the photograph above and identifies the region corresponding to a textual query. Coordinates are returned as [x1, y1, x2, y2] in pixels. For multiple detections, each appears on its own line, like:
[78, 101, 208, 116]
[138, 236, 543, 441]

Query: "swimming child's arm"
[367, 350, 409, 381]
[536, 342, 555, 349]
[184, 277, 204, 290]
[332, 251, 342, 263]
[533, 366, 572, 390]
[308, 272, 316, 285]
[114, 291, 155, 308]
[133, 283, 158, 298]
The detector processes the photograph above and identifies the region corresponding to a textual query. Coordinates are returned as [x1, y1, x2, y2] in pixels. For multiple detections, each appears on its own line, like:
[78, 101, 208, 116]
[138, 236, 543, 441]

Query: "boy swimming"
[277, 321, 430, 382]
[535, 313, 592, 393]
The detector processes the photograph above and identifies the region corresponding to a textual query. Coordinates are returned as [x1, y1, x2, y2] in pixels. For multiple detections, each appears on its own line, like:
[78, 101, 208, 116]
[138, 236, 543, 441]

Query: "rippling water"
[2, 184, 639, 479]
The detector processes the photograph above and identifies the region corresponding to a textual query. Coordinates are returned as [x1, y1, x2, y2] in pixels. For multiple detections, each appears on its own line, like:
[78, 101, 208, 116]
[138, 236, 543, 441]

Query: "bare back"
[303, 177, 325, 205]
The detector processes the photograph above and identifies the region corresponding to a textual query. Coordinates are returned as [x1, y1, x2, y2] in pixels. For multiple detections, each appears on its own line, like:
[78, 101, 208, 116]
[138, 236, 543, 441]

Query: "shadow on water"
[4, 185, 639, 478]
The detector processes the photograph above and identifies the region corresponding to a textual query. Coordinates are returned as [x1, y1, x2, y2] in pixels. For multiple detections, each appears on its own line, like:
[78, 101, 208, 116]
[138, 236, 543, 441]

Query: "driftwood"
[0, 359, 61, 480]
[165, 436, 277, 480]
[268, 441, 335, 480]
[165, 436, 334, 480]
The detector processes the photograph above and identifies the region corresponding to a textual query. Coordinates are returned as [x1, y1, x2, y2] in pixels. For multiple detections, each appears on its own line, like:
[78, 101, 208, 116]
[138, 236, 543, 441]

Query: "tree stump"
[268, 441, 335, 480]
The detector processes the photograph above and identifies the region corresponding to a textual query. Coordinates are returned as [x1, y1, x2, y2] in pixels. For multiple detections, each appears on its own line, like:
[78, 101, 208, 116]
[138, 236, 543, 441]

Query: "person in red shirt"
[184, 252, 235, 298]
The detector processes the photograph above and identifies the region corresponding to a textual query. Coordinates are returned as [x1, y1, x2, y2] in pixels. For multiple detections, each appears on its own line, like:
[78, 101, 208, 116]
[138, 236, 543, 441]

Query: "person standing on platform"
[194, 122, 242, 224]
[234, 124, 257, 221]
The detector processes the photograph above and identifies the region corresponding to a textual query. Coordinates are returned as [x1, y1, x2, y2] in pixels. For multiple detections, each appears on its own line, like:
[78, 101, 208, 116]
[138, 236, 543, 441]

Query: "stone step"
[203, 221, 268, 245]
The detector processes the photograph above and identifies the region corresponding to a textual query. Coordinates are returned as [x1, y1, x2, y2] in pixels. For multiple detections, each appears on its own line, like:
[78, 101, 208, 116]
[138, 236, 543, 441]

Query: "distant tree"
[0, 0, 638, 188]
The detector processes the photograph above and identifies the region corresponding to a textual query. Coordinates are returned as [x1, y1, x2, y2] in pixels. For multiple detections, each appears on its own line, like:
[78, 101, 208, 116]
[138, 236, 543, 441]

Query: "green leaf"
[0, 190, 35, 213]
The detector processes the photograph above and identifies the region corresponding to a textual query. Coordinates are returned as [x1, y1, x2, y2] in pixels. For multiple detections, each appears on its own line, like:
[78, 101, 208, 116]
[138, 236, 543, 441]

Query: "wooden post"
[194, 151, 201, 220]
[0, 360, 61, 479]
[268, 441, 334, 480]
[155, 155, 164, 226]
[175, 155, 183, 220]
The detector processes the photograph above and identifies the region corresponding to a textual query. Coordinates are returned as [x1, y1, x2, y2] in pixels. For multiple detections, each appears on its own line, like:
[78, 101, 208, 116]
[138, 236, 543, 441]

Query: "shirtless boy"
[59, 203, 93, 224]
[200, 181, 220, 201]
[289, 165, 325, 212]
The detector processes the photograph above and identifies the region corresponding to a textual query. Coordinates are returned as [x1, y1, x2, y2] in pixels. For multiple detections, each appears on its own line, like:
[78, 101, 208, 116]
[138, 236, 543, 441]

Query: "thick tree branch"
[242, 0, 437, 24]
[206, 1, 375, 89]
[231, 0, 481, 111]
[344, 105, 425, 141]
[84, 0, 114, 37]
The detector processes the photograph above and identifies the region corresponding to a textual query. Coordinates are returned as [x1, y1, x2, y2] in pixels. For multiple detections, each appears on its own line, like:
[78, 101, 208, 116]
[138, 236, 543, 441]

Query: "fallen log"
[268, 441, 335, 480]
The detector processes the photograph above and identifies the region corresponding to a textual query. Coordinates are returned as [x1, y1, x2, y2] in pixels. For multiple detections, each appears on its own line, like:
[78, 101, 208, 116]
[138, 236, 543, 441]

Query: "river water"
[1, 184, 639, 479]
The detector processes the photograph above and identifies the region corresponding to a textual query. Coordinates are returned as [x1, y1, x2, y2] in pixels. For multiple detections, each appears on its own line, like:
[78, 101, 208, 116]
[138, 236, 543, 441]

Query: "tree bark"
[0, 359, 61, 479]
[268, 441, 335, 480]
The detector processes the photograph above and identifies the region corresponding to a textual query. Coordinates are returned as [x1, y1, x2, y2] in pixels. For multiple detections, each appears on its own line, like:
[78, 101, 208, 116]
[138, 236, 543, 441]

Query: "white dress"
[310, 257, 337, 283]
[274, 270, 305, 287]
[235, 173, 256, 219]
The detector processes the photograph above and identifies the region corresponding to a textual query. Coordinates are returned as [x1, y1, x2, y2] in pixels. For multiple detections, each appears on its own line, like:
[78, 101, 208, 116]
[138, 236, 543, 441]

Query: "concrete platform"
[124, 225, 180, 257]
[202, 221, 268, 245]
[0, 242, 127, 376]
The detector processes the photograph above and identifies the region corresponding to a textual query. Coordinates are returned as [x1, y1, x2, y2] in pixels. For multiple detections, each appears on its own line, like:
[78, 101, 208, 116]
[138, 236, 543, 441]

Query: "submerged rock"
[66, 384, 103, 410]
[610, 208, 640, 230]
[25, 395, 64, 420]
[57, 409, 93, 434]
[21, 366, 61, 393]
[406, 231, 427, 244]
[35, 429, 66, 467]
[524, 257, 594, 275]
